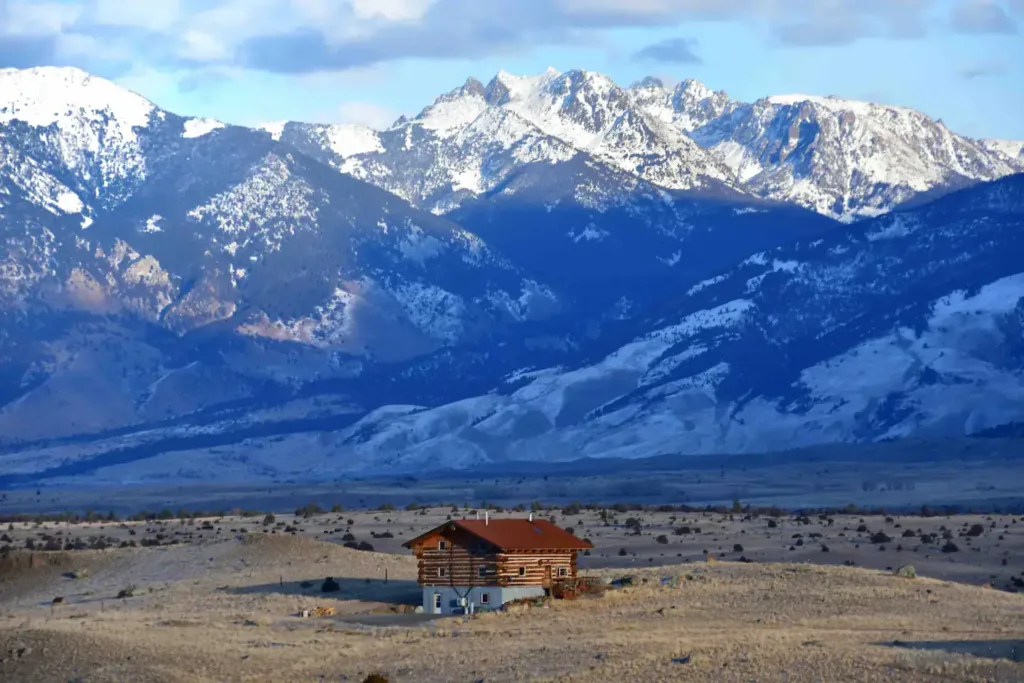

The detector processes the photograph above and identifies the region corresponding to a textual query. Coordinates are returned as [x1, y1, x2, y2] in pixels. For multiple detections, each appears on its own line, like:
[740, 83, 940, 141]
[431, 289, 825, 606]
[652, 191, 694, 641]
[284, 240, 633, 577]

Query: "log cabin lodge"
[402, 514, 593, 614]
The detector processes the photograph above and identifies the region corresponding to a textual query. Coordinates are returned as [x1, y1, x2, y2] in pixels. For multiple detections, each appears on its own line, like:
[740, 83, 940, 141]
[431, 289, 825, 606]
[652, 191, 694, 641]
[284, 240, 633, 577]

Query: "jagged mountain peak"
[432, 76, 487, 106]
[674, 78, 714, 99]
[632, 76, 665, 89]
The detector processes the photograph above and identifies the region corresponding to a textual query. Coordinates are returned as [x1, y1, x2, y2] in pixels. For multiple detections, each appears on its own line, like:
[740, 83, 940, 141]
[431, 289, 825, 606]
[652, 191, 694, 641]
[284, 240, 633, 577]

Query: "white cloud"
[90, 0, 182, 31]
[349, 0, 437, 21]
[0, 0, 1018, 78]
[1, 0, 82, 34]
[180, 29, 230, 61]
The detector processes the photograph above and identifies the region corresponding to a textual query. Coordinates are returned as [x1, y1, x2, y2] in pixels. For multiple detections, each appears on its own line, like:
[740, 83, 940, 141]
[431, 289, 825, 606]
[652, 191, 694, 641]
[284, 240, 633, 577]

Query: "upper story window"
[438, 540, 447, 550]
[557, 566, 568, 577]
[438, 567, 446, 578]
[518, 566, 526, 576]
[478, 565, 488, 578]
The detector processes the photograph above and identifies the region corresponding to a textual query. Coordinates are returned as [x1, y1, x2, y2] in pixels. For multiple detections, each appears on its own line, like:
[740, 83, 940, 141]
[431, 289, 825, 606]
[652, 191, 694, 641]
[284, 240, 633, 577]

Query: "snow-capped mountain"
[275, 68, 1024, 222]
[275, 69, 738, 215]
[2, 65, 1024, 484]
[7, 173, 1023, 484]
[0, 68, 562, 444]
[689, 94, 1024, 220]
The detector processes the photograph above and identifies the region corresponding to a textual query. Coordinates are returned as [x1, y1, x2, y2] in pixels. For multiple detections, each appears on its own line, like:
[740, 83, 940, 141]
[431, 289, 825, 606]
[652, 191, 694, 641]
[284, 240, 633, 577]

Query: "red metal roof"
[403, 518, 593, 551]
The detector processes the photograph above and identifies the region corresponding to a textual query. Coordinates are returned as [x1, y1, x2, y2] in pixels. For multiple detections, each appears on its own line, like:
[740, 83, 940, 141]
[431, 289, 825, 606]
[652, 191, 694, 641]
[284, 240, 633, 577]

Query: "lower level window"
[480, 592, 490, 604]
[437, 567, 446, 578]
[558, 566, 568, 577]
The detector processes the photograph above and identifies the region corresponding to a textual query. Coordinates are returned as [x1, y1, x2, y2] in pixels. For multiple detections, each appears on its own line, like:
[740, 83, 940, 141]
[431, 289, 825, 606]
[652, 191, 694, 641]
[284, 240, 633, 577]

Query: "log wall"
[409, 527, 580, 587]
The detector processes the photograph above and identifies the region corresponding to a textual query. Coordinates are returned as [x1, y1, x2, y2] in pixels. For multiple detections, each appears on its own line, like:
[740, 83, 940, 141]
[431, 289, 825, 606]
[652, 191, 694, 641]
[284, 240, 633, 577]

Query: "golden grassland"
[0, 533, 1022, 682]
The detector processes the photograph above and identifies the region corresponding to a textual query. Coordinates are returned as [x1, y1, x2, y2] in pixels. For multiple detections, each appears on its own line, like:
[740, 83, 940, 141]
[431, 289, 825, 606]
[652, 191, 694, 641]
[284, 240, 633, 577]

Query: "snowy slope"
[257, 175, 1024, 476]
[267, 174, 1024, 474]
[983, 139, 1024, 164]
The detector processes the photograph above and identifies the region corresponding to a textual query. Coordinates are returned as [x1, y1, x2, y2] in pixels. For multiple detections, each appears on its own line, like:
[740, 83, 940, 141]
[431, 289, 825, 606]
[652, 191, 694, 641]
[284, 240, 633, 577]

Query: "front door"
[432, 592, 442, 614]
[543, 565, 552, 589]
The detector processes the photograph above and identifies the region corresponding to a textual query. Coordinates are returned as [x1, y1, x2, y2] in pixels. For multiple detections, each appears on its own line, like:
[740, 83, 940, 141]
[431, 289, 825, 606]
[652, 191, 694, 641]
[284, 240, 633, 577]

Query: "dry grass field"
[0, 507, 1023, 682]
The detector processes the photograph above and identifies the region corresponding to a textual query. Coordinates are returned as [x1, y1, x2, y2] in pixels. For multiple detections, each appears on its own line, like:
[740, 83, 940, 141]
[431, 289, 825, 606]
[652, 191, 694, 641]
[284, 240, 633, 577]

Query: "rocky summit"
[1, 65, 1023, 485]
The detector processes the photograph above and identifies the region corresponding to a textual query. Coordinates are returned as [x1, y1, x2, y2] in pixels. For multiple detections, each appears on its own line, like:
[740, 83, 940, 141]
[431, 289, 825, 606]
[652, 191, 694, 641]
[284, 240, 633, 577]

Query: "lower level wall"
[421, 585, 545, 614]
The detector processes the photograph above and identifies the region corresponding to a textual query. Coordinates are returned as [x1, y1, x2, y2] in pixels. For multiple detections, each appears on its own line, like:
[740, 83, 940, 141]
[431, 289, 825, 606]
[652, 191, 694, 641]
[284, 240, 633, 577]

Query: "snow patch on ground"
[398, 224, 445, 265]
[325, 124, 383, 157]
[55, 190, 83, 214]
[142, 215, 163, 233]
[183, 118, 225, 138]
[258, 121, 287, 140]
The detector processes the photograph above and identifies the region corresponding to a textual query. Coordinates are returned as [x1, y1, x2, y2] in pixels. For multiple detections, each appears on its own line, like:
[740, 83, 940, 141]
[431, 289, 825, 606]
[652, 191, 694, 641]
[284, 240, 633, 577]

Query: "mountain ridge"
[1, 65, 1023, 484]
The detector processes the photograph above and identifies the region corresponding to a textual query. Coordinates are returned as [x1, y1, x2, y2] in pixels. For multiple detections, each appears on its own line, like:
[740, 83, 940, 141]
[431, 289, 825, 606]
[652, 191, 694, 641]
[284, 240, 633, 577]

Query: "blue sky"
[2, 0, 1022, 139]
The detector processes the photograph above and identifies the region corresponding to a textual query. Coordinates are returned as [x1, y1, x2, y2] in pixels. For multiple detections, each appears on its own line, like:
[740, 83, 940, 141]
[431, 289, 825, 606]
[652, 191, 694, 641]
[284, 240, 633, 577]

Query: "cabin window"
[557, 566, 568, 578]
[518, 566, 526, 576]
[437, 567, 446, 578]
[480, 592, 490, 605]
[478, 566, 488, 578]
[433, 594, 441, 610]
[438, 540, 447, 550]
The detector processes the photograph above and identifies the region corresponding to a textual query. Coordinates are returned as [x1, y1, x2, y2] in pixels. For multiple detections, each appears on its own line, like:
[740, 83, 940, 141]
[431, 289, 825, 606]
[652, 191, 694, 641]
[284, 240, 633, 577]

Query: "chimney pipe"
[528, 512, 533, 522]
[485, 511, 489, 525]
[476, 510, 480, 520]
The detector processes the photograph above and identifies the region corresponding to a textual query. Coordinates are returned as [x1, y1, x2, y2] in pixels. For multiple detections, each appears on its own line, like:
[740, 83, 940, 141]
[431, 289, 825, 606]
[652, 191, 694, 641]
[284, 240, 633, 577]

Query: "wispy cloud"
[0, 0, 1020, 79]
[949, 0, 1018, 33]
[632, 37, 702, 63]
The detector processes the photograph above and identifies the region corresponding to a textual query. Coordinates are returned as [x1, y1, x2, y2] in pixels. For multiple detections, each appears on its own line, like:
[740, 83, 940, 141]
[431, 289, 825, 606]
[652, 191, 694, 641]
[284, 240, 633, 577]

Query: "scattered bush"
[655, 535, 669, 545]
[295, 503, 324, 518]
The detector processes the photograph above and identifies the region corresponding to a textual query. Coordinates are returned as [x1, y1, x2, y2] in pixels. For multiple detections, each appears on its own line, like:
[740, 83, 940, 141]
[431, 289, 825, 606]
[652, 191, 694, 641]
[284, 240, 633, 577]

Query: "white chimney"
[485, 511, 489, 525]
[476, 510, 480, 520]
[528, 512, 533, 522]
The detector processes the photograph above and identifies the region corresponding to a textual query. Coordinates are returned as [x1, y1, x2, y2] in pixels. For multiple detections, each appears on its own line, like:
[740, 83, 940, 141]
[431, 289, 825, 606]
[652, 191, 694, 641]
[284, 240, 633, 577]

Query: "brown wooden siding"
[494, 552, 576, 587]
[408, 524, 583, 588]
[410, 527, 500, 587]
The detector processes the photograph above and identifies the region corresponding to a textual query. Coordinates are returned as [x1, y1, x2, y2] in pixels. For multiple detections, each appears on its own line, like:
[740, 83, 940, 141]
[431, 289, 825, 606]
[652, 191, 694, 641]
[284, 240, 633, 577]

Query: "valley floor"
[0, 512, 1023, 682]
